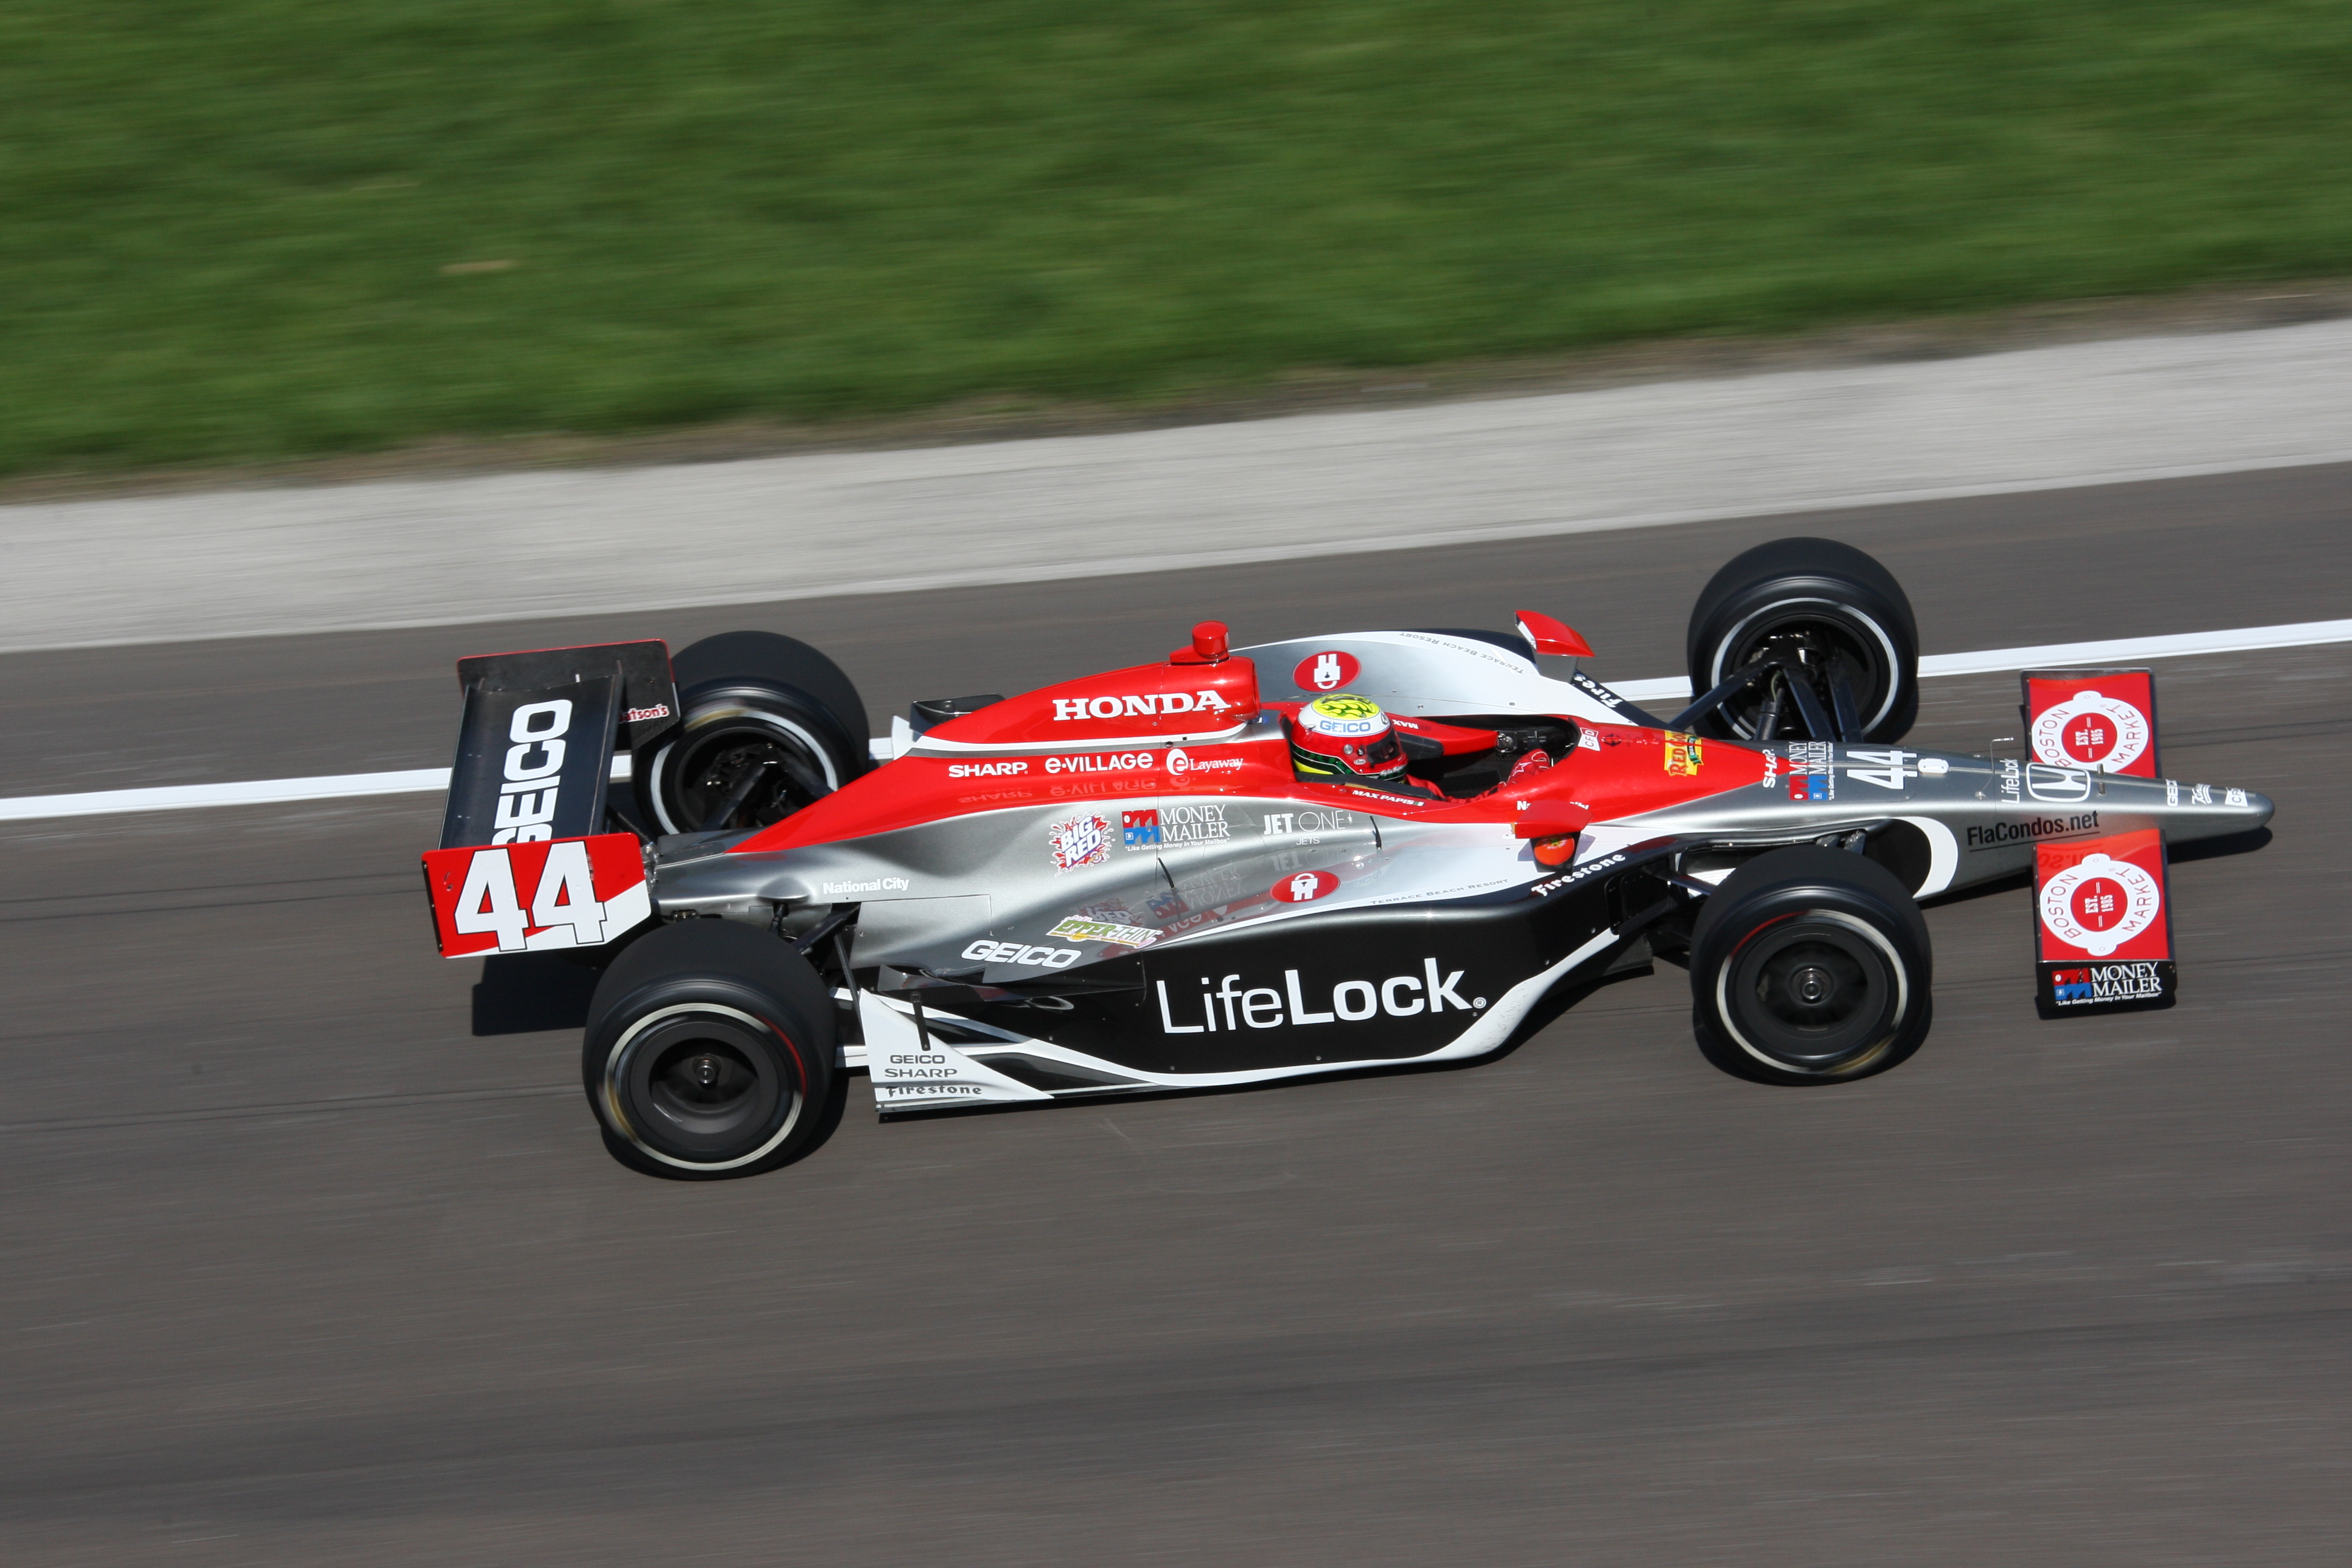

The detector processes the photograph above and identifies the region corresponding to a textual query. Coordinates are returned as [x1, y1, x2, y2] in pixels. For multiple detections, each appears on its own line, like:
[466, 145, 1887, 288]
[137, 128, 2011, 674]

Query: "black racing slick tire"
[637, 632, 869, 837]
[1689, 846, 1932, 1085]
[584, 918, 840, 1178]
[1685, 537, 1919, 743]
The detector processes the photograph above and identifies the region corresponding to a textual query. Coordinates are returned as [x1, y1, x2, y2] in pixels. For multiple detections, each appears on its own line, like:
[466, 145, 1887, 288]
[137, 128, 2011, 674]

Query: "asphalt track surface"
[4, 462, 2349, 1564]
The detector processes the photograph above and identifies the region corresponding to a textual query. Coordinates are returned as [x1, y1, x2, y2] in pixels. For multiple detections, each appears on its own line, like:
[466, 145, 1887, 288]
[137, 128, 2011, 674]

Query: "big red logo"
[422, 833, 652, 958]
[2024, 670, 2158, 778]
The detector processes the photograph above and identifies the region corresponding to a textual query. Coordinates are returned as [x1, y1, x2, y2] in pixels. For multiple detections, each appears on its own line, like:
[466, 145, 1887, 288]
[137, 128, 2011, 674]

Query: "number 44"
[1843, 748, 1918, 791]
[452, 841, 609, 952]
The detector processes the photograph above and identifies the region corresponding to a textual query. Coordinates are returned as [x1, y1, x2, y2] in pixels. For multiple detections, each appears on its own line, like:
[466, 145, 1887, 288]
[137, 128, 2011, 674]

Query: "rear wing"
[440, 640, 676, 849]
[2023, 668, 2175, 1014]
[423, 641, 676, 958]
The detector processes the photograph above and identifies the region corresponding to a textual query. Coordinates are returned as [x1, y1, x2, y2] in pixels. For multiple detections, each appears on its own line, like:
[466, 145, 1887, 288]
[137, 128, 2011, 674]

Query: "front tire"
[584, 919, 840, 1178]
[1690, 846, 1931, 1085]
[1686, 537, 1919, 743]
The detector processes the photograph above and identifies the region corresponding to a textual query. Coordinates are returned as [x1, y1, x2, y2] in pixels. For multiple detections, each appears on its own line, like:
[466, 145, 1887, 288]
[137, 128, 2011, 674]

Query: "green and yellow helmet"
[1289, 693, 1409, 785]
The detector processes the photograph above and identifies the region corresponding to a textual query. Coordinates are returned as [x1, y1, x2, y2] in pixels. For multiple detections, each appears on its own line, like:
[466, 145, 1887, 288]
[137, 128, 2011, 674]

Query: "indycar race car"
[420, 538, 2273, 1178]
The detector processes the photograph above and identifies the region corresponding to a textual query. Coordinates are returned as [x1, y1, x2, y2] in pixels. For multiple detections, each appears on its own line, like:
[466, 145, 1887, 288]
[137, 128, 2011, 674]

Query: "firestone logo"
[1155, 959, 1486, 1033]
[1053, 690, 1233, 722]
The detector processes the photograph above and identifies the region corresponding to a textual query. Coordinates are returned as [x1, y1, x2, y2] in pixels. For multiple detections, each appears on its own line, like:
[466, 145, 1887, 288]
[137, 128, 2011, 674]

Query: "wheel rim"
[604, 1003, 805, 1169]
[1707, 599, 1901, 739]
[646, 705, 839, 835]
[1715, 911, 1909, 1074]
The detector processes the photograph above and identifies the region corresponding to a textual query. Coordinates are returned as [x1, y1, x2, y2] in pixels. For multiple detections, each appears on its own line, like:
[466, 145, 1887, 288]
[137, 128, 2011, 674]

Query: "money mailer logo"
[2050, 967, 2097, 1004]
[1293, 650, 1362, 692]
[1157, 802, 1232, 846]
[1123, 809, 1161, 849]
[1048, 812, 1113, 872]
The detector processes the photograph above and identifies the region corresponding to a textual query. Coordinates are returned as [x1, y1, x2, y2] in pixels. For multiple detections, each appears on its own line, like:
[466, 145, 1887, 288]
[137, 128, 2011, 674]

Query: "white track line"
[4, 617, 2346, 823]
[1609, 616, 2352, 704]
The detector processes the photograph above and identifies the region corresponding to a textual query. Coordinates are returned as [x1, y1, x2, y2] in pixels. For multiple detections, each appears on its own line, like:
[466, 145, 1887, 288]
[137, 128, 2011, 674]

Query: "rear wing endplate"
[439, 641, 675, 851]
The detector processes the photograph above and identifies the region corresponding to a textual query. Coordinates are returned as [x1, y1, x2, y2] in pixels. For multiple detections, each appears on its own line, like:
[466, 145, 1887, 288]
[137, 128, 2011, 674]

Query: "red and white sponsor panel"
[2033, 826, 2175, 1011]
[2023, 668, 2159, 778]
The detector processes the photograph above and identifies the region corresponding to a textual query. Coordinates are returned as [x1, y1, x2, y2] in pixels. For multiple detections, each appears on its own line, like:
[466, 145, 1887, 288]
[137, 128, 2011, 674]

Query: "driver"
[1289, 693, 1555, 797]
[1289, 694, 1415, 789]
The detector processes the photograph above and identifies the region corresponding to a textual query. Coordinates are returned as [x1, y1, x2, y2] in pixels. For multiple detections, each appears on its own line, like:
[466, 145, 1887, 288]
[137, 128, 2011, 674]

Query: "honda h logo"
[2026, 762, 2093, 803]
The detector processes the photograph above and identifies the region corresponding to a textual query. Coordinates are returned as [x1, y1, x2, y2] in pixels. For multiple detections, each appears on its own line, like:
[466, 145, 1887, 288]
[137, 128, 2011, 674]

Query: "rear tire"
[1690, 846, 1931, 1085]
[1686, 537, 1919, 743]
[584, 919, 840, 1178]
[638, 632, 869, 836]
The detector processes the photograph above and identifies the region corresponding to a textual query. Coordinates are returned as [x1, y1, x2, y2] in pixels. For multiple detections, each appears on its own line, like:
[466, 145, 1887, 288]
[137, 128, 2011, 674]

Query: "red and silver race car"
[420, 538, 2273, 1178]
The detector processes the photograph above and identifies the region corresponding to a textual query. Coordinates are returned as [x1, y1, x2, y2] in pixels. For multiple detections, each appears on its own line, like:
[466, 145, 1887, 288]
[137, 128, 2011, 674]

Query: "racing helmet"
[1289, 693, 1410, 785]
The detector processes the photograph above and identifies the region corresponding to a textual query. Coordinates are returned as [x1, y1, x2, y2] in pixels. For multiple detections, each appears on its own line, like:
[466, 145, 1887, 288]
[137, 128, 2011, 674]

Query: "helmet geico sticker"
[2037, 851, 2162, 958]
[1300, 694, 1387, 738]
[2032, 689, 2151, 773]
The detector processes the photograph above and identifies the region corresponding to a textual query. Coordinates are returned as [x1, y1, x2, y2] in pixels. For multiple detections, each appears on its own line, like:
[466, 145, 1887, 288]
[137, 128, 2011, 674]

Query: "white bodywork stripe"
[5, 616, 2347, 823]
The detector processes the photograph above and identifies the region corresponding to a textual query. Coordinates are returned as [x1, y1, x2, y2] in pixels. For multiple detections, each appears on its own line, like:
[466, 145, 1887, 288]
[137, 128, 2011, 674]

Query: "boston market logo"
[2032, 689, 2151, 773]
[2038, 852, 2162, 957]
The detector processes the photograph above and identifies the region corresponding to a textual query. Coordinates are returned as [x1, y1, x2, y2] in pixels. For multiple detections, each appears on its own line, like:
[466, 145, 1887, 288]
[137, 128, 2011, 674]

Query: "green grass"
[4, 1, 2351, 475]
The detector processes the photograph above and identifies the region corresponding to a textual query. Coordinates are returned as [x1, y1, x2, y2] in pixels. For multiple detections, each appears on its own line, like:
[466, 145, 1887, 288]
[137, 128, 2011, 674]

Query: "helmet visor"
[1347, 732, 1406, 776]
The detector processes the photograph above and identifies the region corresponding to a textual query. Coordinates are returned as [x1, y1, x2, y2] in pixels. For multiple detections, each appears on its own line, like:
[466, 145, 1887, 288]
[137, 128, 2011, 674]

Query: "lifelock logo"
[1155, 960, 1485, 1033]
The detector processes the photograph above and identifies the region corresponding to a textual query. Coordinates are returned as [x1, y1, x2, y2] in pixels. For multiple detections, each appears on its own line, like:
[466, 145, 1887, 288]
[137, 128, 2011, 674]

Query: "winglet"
[1515, 610, 1595, 659]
